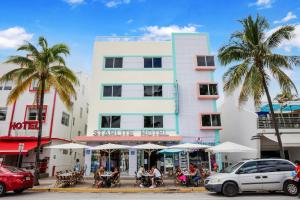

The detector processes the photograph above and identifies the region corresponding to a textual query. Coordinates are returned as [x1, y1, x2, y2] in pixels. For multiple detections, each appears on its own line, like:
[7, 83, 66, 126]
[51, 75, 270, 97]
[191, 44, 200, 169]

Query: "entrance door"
[237, 161, 263, 191]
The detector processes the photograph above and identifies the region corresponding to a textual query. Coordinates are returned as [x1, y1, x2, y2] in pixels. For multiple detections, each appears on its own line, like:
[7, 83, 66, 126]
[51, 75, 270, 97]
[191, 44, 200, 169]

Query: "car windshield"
[4, 166, 25, 173]
[224, 162, 244, 173]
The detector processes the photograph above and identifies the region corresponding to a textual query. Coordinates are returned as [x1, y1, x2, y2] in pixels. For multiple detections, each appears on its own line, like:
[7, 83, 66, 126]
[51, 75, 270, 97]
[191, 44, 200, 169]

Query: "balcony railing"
[258, 117, 300, 129]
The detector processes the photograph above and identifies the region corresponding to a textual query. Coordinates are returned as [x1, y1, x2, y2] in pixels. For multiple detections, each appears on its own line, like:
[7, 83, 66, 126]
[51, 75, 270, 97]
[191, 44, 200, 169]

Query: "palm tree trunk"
[34, 79, 45, 185]
[261, 76, 285, 159]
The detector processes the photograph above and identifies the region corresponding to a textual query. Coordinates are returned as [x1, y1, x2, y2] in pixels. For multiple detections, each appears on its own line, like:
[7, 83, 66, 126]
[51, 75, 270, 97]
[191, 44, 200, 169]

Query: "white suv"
[205, 159, 298, 196]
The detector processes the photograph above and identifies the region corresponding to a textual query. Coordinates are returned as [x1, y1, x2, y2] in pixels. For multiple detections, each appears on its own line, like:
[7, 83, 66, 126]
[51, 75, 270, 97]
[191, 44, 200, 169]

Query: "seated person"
[95, 166, 105, 188]
[190, 164, 201, 186]
[136, 166, 146, 187]
[175, 168, 186, 185]
[111, 167, 120, 184]
[149, 166, 162, 188]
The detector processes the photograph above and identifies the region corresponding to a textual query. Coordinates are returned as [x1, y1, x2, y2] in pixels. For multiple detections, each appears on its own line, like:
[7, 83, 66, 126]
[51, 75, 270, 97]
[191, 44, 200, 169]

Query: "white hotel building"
[76, 33, 222, 176]
[0, 63, 88, 176]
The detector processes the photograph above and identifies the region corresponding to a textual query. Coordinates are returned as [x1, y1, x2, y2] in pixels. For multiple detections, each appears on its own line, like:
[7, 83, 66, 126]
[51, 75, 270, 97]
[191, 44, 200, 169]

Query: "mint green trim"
[102, 56, 173, 71]
[101, 97, 175, 100]
[99, 113, 175, 115]
[103, 68, 173, 71]
[97, 128, 177, 131]
[172, 33, 179, 135]
[103, 55, 172, 57]
[100, 83, 176, 100]
[98, 113, 176, 130]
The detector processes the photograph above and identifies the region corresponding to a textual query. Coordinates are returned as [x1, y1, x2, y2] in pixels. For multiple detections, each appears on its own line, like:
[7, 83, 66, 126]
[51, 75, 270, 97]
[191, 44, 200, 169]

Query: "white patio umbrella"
[168, 143, 211, 171]
[132, 143, 166, 169]
[91, 143, 131, 170]
[205, 141, 256, 153]
[45, 142, 90, 149]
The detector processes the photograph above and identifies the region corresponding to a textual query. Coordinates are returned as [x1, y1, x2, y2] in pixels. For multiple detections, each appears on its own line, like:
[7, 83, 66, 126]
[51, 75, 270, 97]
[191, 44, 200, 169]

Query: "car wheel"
[0, 183, 6, 196]
[14, 189, 24, 194]
[222, 182, 238, 197]
[284, 180, 298, 196]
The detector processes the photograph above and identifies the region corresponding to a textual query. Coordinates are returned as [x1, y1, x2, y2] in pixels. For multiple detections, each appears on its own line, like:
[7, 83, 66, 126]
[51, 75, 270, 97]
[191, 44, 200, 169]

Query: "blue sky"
[0, 0, 300, 101]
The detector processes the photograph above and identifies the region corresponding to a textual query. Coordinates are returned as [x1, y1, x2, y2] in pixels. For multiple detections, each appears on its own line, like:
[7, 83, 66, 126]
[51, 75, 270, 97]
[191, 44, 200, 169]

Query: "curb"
[30, 187, 207, 193]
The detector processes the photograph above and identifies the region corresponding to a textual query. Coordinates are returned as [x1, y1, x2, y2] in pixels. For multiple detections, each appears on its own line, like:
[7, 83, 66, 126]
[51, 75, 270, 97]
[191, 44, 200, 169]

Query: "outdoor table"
[100, 173, 113, 187]
[183, 172, 193, 187]
[142, 173, 154, 187]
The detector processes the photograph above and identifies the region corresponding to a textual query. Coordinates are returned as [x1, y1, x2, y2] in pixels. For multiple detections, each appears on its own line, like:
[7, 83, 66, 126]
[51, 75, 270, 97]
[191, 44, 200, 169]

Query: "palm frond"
[269, 65, 298, 94]
[4, 56, 34, 67]
[6, 75, 34, 105]
[266, 25, 295, 49]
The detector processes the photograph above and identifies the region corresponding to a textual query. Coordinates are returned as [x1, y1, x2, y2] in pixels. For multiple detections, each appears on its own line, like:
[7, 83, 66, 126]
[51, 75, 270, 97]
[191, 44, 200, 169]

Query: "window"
[276, 160, 295, 171]
[105, 57, 123, 68]
[144, 57, 162, 68]
[27, 107, 46, 121]
[201, 114, 221, 127]
[257, 160, 277, 173]
[61, 112, 70, 126]
[0, 81, 13, 90]
[0, 107, 7, 121]
[31, 80, 39, 90]
[196, 56, 215, 66]
[73, 117, 75, 126]
[85, 124, 87, 134]
[144, 85, 162, 97]
[144, 116, 163, 128]
[103, 85, 122, 97]
[199, 84, 218, 95]
[237, 161, 258, 174]
[78, 131, 81, 136]
[101, 116, 121, 128]
[80, 107, 83, 118]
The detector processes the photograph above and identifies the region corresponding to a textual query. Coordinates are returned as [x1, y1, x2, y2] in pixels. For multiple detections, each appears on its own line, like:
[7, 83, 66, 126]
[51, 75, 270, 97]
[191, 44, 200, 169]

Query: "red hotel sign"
[10, 121, 39, 130]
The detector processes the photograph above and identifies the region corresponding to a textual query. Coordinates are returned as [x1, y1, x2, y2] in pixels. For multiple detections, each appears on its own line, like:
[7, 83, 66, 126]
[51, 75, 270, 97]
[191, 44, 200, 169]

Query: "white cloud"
[267, 24, 300, 52]
[64, 0, 85, 5]
[105, 0, 130, 8]
[126, 19, 134, 24]
[274, 12, 297, 24]
[139, 25, 198, 41]
[249, 0, 273, 9]
[0, 27, 33, 49]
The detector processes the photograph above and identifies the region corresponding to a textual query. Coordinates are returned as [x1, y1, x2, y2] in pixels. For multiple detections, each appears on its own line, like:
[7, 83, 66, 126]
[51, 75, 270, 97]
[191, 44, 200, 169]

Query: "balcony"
[258, 117, 300, 129]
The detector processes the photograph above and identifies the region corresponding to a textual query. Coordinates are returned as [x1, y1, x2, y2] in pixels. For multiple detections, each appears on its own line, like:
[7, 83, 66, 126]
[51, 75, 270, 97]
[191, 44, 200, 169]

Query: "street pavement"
[0, 191, 297, 200]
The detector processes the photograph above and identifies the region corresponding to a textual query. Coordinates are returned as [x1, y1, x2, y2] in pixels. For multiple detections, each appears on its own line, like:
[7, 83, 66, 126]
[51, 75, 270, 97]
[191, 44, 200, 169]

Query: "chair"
[112, 173, 121, 187]
[134, 172, 142, 187]
[155, 174, 164, 187]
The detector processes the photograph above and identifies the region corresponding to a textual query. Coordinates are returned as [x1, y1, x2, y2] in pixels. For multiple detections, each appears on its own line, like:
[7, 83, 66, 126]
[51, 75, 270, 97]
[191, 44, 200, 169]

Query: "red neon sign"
[10, 121, 39, 130]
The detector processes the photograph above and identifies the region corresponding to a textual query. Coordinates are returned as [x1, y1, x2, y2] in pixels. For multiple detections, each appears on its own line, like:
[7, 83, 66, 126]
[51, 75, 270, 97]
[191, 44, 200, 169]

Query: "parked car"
[0, 165, 34, 196]
[205, 159, 298, 197]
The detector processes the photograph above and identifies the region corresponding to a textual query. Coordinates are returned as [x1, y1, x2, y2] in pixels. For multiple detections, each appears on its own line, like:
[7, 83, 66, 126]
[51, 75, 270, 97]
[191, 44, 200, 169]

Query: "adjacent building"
[76, 33, 222, 176]
[0, 63, 88, 176]
[221, 89, 300, 166]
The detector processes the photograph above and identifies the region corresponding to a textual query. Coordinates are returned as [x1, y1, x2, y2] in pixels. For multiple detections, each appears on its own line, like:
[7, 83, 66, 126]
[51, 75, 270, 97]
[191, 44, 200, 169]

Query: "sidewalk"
[30, 177, 206, 193]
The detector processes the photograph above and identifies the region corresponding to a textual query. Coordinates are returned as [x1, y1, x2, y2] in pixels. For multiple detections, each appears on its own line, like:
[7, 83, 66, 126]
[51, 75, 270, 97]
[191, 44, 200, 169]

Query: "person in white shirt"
[137, 166, 146, 188]
[150, 166, 161, 188]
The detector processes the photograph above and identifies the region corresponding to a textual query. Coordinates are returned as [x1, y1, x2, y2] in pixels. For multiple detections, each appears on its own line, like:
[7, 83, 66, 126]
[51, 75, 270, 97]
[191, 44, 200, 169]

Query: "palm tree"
[0, 37, 78, 184]
[274, 91, 299, 128]
[218, 15, 300, 159]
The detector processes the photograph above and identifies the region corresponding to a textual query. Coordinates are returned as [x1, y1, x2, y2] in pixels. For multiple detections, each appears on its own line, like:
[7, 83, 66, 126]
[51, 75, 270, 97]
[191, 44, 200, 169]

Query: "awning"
[0, 140, 50, 155]
[264, 134, 300, 147]
[75, 136, 182, 142]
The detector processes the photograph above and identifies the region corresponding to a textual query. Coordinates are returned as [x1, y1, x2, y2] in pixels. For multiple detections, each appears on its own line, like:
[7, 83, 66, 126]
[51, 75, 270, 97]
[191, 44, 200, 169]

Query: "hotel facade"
[0, 63, 89, 176]
[76, 33, 222, 176]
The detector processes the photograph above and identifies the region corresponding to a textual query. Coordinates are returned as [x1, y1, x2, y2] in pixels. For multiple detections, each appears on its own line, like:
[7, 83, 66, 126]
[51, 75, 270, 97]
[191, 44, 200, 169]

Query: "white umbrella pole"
[108, 149, 111, 171]
[208, 151, 212, 173]
[187, 151, 190, 171]
[163, 154, 166, 174]
[148, 150, 151, 170]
